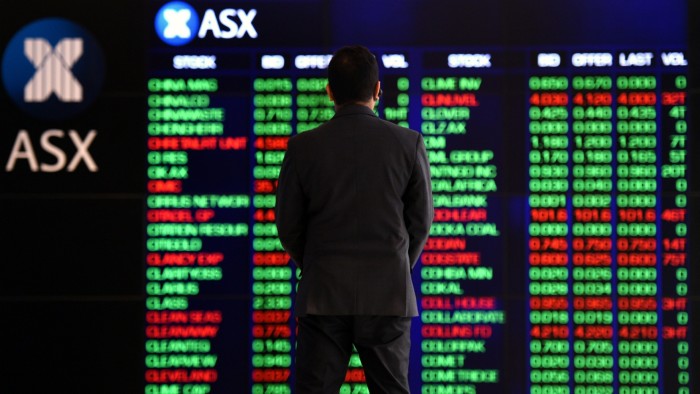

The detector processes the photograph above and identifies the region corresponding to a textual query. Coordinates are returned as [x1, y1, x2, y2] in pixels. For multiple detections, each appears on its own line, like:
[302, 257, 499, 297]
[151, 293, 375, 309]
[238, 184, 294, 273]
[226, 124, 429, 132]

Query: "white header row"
[538, 52, 687, 68]
[168, 51, 688, 71]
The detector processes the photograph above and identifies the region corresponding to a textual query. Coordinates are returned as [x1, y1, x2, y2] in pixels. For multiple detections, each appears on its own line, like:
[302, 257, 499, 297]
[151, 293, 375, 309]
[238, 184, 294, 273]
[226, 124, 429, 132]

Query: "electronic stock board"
[1, 1, 697, 393]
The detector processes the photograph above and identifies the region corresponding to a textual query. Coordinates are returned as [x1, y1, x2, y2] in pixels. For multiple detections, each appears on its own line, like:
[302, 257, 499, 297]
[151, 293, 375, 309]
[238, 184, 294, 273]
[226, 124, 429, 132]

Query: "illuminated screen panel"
[251, 74, 295, 394]
[145, 70, 252, 391]
[146, 40, 692, 394]
[525, 52, 691, 394]
[142, 0, 694, 390]
[416, 51, 506, 392]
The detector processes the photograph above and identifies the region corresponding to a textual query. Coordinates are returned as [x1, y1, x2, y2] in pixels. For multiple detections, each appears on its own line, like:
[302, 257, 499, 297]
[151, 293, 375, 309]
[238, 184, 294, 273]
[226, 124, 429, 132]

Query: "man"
[275, 45, 433, 394]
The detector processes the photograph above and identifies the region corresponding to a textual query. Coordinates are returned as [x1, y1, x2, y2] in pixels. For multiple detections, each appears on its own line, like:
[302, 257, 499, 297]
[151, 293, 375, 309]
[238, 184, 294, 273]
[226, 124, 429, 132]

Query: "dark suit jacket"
[275, 104, 433, 317]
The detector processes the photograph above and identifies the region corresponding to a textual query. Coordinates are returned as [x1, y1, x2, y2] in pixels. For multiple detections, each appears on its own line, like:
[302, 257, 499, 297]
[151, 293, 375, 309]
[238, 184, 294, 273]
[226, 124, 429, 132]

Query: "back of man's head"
[327, 45, 378, 106]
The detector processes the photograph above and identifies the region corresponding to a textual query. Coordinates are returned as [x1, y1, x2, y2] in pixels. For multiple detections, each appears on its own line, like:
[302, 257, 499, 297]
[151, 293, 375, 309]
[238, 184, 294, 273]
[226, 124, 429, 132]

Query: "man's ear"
[326, 84, 335, 102]
[374, 81, 382, 101]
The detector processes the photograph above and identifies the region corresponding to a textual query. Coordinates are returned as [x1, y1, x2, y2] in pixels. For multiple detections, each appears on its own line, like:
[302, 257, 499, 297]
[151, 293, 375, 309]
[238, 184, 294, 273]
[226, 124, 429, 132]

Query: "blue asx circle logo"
[1, 18, 105, 120]
[155, 1, 200, 46]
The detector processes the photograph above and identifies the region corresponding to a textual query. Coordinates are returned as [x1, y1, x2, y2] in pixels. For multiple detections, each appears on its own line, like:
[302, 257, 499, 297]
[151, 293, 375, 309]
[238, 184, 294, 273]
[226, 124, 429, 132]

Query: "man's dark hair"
[327, 45, 378, 106]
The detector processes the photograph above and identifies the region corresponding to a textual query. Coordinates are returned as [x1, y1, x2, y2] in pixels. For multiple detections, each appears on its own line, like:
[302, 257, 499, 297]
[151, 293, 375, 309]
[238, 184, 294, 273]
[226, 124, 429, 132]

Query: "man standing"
[275, 45, 433, 393]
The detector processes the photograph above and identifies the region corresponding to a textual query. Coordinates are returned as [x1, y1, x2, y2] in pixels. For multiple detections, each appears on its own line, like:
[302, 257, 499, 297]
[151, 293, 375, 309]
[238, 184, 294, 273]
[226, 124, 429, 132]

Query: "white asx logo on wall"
[154, 1, 258, 46]
[2, 17, 104, 119]
[2, 18, 104, 172]
[24, 38, 84, 102]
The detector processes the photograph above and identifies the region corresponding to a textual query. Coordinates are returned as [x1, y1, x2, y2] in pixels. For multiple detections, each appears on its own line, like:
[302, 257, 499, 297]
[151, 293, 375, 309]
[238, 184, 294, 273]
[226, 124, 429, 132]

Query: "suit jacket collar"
[332, 104, 378, 119]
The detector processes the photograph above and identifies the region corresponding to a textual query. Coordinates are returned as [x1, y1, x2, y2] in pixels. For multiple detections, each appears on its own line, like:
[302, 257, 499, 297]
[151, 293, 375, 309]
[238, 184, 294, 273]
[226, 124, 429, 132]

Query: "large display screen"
[1, 1, 696, 393]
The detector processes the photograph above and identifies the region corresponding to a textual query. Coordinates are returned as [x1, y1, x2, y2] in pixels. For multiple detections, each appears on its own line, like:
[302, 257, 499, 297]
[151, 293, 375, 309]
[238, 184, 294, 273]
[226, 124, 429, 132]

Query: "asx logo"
[1, 18, 105, 120]
[155, 1, 258, 46]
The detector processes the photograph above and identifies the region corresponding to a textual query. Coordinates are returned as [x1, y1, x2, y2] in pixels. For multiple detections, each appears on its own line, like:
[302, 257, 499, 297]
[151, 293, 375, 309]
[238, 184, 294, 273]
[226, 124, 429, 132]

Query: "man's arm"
[275, 141, 307, 268]
[403, 133, 434, 269]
